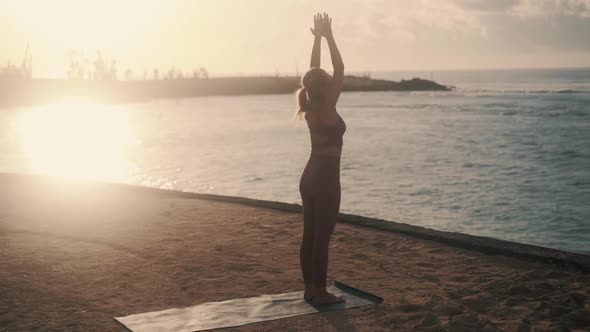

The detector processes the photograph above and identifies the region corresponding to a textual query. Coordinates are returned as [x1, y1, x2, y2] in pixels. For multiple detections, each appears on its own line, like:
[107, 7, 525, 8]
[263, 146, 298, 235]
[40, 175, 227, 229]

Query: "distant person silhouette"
[297, 13, 346, 306]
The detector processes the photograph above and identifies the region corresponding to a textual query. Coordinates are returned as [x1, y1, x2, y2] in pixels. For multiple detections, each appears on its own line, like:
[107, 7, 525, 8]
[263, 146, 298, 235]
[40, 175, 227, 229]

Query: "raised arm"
[321, 14, 344, 107]
[309, 13, 322, 68]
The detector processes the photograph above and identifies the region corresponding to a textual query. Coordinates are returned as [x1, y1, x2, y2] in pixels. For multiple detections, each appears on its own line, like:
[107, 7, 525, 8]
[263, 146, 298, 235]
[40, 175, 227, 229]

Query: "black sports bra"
[307, 112, 346, 147]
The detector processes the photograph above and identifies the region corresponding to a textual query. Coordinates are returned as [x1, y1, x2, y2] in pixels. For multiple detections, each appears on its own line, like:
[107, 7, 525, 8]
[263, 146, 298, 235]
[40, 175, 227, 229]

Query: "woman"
[297, 13, 346, 306]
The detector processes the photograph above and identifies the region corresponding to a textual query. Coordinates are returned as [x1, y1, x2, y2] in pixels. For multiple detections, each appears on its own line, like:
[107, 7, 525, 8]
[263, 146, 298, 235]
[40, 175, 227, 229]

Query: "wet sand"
[1, 173, 589, 331]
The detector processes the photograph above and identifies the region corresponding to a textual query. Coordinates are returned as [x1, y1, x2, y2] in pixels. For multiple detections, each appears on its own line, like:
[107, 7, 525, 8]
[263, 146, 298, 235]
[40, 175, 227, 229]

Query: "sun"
[13, 101, 138, 182]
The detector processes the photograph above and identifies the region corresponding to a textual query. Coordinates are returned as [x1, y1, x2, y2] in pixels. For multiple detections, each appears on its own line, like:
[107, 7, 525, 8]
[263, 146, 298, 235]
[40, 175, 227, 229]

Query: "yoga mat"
[115, 281, 383, 332]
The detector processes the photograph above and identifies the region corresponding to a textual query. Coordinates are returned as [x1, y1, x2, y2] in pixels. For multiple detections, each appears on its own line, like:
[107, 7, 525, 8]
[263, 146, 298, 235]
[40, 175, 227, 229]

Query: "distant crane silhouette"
[21, 44, 32, 79]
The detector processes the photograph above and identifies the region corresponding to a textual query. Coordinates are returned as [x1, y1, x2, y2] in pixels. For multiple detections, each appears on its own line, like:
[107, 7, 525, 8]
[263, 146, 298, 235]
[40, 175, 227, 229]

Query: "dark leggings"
[298, 155, 341, 288]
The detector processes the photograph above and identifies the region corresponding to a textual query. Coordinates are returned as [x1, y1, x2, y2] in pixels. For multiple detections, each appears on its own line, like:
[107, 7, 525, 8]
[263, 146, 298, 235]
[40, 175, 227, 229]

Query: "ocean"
[1, 68, 589, 254]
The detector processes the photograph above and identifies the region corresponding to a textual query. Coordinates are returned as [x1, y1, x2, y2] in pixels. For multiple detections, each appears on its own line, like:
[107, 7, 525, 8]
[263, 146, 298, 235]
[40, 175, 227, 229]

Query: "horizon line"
[22, 65, 590, 80]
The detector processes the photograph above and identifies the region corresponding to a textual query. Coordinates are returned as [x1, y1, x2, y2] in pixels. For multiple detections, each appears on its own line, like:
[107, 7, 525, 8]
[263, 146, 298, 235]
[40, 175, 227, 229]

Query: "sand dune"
[1, 174, 589, 331]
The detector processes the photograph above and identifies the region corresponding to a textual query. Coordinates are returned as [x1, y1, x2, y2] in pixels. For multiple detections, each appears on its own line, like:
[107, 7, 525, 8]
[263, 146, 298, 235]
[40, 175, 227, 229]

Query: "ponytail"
[297, 88, 309, 113]
[294, 88, 309, 124]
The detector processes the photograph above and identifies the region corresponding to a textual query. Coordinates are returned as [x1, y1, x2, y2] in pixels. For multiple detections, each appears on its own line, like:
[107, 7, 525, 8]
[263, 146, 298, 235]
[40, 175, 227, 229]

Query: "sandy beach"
[1, 173, 589, 331]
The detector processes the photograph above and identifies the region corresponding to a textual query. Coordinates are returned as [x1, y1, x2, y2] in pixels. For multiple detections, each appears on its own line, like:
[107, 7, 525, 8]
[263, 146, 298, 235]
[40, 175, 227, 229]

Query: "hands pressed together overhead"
[310, 12, 333, 39]
[307, 11, 343, 78]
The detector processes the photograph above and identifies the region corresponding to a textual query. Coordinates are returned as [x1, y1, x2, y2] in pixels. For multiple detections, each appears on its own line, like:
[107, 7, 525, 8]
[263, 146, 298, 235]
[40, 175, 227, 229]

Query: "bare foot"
[311, 292, 346, 306]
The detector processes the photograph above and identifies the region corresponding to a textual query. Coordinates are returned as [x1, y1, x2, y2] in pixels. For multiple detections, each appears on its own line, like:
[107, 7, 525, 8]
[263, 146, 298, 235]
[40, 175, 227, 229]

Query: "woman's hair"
[295, 67, 331, 122]
[296, 87, 309, 114]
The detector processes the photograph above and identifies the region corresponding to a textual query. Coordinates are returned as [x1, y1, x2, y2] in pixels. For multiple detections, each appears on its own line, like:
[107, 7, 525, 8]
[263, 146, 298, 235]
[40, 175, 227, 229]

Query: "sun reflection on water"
[14, 101, 138, 182]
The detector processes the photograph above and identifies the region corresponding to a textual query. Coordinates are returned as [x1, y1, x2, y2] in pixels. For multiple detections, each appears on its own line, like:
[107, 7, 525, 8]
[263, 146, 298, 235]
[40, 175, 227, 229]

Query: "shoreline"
[2, 172, 589, 331]
[4, 172, 588, 273]
[0, 75, 451, 108]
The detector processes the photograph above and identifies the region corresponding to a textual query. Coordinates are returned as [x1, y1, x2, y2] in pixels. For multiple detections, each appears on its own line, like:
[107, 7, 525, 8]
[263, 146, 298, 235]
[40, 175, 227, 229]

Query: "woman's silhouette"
[297, 13, 346, 306]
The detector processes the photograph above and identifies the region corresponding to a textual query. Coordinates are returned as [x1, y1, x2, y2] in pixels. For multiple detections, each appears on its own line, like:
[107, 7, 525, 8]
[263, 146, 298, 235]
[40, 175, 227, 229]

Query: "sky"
[1, 0, 590, 78]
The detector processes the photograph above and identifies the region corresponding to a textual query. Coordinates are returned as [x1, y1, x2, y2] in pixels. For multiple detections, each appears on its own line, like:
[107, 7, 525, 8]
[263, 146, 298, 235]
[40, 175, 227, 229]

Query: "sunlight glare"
[14, 101, 138, 182]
